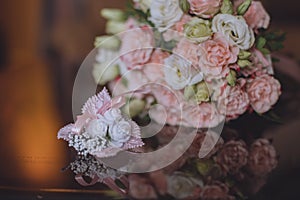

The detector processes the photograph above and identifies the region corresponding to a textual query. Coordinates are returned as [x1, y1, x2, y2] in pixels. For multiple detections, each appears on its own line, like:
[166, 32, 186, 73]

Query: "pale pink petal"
[81, 87, 112, 115]
[123, 137, 144, 150]
[73, 112, 95, 134]
[57, 124, 74, 140]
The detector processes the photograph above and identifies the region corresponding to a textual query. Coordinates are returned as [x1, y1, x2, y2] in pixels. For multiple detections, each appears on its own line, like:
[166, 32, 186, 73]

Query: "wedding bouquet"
[58, 0, 284, 199]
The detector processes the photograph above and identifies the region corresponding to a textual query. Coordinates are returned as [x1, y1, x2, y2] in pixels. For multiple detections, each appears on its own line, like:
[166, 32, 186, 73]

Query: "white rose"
[184, 18, 212, 43]
[109, 119, 132, 147]
[133, 0, 152, 12]
[148, 0, 183, 32]
[103, 108, 123, 124]
[86, 119, 108, 138]
[212, 14, 255, 50]
[164, 55, 203, 90]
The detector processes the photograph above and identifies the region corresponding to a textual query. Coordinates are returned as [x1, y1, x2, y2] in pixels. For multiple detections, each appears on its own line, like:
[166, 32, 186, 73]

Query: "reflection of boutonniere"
[67, 154, 129, 197]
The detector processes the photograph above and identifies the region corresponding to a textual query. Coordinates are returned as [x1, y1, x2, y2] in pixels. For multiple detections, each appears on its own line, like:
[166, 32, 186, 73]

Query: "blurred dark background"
[0, 0, 299, 199]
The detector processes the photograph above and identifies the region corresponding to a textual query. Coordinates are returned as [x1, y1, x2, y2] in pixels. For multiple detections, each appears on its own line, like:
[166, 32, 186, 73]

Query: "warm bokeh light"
[0, 59, 67, 187]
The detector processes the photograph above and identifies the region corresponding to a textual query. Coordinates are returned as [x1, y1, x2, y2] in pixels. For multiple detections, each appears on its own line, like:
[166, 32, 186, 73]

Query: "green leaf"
[121, 77, 128, 87]
[237, 59, 252, 68]
[260, 47, 271, 55]
[179, 0, 190, 13]
[258, 31, 286, 52]
[238, 50, 252, 60]
[153, 29, 178, 51]
[259, 110, 283, 124]
[115, 179, 127, 190]
[237, 0, 252, 15]
[271, 57, 280, 63]
[256, 37, 267, 49]
[226, 69, 237, 86]
[162, 39, 178, 52]
[124, 1, 154, 27]
[221, 0, 234, 14]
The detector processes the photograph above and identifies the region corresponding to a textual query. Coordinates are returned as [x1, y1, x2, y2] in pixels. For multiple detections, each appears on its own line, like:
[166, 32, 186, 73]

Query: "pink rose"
[216, 140, 249, 174]
[109, 69, 149, 99]
[143, 49, 170, 82]
[149, 171, 168, 195]
[201, 181, 234, 200]
[188, 0, 222, 18]
[161, 15, 191, 42]
[120, 26, 154, 69]
[199, 33, 239, 79]
[246, 74, 281, 113]
[149, 84, 184, 126]
[173, 38, 199, 68]
[151, 85, 182, 107]
[175, 14, 192, 33]
[128, 174, 157, 199]
[244, 1, 270, 31]
[247, 139, 278, 176]
[182, 102, 225, 128]
[219, 79, 250, 120]
[240, 48, 273, 77]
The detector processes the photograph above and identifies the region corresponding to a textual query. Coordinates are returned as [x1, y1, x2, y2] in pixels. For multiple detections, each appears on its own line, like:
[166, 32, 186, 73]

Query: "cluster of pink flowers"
[93, 0, 282, 129]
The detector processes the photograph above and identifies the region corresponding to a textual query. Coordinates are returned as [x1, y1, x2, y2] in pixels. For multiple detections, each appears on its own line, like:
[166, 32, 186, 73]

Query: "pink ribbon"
[75, 174, 129, 197]
[98, 88, 152, 115]
[75, 174, 100, 186]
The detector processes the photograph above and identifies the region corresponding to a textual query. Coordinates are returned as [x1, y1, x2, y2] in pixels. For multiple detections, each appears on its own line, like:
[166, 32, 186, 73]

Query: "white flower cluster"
[212, 14, 255, 50]
[70, 155, 124, 181]
[68, 108, 138, 156]
[68, 133, 108, 156]
[164, 54, 203, 90]
[58, 88, 144, 158]
[149, 0, 183, 32]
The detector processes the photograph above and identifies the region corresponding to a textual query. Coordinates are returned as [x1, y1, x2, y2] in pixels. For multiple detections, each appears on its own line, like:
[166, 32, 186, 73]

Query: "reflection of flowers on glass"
[216, 140, 249, 174]
[247, 139, 278, 176]
[167, 172, 203, 199]
[69, 155, 124, 181]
